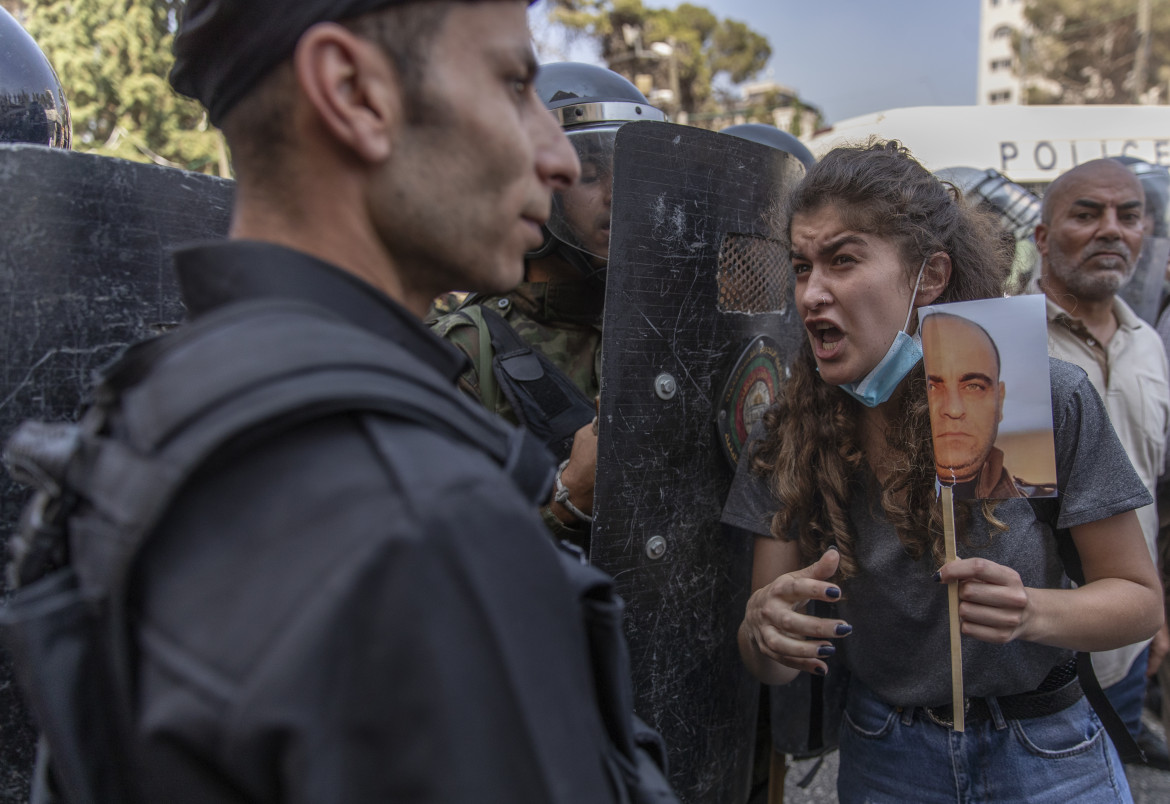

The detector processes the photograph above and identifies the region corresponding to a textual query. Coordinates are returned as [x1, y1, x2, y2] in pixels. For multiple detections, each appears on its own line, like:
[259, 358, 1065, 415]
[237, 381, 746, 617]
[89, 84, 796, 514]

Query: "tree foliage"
[2, 0, 227, 174]
[1017, 0, 1170, 104]
[542, 0, 771, 115]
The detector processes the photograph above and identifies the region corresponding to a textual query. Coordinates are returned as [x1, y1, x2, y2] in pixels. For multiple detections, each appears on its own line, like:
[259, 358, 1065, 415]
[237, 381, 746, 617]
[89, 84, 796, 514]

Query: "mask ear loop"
[903, 257, 929, 334]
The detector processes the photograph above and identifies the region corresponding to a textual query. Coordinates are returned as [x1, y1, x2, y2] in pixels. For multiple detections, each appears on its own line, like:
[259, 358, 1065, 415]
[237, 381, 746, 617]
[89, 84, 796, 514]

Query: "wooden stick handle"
[941, 485, 964, 732]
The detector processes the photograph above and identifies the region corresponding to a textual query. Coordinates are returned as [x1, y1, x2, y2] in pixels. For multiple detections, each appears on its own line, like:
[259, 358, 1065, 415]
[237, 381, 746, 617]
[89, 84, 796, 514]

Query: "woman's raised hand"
[741, 548, 852, 680]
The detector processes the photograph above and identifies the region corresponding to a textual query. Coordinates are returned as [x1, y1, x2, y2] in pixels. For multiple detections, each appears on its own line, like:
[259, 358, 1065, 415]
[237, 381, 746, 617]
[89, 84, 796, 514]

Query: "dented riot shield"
[593, 122, 805, 803]
[0, 145, 233, 801]
[1119, 235, 1170, 325]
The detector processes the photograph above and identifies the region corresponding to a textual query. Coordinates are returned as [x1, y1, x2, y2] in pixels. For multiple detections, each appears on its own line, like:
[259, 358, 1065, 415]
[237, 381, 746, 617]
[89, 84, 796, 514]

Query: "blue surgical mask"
[837, 258, 928, 408]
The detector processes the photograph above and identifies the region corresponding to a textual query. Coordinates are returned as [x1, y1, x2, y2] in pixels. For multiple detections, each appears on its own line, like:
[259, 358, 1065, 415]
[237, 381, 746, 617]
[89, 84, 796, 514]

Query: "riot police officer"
[935, 166, 1041, 294]
[432, 61, 665, 551]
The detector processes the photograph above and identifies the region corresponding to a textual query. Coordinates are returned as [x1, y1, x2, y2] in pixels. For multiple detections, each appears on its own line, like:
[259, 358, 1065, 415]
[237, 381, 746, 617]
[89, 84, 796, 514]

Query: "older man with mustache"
[1034, 157, 1170, 768]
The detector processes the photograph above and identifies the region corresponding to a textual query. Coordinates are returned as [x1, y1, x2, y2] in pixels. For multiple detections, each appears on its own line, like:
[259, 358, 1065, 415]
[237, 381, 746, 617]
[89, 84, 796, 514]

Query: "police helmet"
[0, 7, 70, 148]
[1111, 155, 1170, 238]
[721, 123, 815, 170]
[935, 166, 1039, 241]
[534, 62, 665, 272]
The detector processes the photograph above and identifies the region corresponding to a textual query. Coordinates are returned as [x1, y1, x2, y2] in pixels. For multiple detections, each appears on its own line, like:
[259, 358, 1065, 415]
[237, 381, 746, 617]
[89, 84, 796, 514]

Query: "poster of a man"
[920, 296, 1057, 500]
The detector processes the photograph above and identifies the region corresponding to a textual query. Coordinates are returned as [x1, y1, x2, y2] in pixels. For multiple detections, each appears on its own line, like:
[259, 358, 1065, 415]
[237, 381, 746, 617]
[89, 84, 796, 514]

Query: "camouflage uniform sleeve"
[433, 307, 588, 550]
[430, 308, 488, 406]
[430, 305, 527, 430]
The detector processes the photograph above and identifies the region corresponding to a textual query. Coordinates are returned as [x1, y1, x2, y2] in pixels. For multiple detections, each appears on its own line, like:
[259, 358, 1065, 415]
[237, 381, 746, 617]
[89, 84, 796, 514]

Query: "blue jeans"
[837, 680, 1132, 803]
[1102, 645, 1149, 739]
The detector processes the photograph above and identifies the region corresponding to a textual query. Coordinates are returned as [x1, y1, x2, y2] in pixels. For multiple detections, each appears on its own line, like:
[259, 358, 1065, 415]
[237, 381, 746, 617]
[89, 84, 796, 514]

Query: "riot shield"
[1119, 235, 1170, 325]
[594, 122, 805, 803]
[0, 144, 233, 801]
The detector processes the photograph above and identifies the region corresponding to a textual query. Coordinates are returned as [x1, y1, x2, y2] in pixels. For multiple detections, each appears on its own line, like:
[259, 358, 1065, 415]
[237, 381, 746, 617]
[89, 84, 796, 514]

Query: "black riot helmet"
[0, 7, 70, 148]
[934, 166, 1039, 241]
[532, 62, 666, 278]
[936, 166, 1042, 294]
[1111, 155, 1170, 238]
[721, 123, 815, 170]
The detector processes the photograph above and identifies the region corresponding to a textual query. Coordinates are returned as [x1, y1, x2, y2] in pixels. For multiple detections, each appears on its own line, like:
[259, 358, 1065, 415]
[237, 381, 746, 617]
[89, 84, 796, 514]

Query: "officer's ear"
[293, 22, 401, 164]
[915, 251, 952, 306]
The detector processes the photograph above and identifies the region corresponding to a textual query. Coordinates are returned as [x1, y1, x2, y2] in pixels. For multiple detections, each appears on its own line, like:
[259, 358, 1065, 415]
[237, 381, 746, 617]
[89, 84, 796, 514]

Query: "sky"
[530, 0, 982, 126]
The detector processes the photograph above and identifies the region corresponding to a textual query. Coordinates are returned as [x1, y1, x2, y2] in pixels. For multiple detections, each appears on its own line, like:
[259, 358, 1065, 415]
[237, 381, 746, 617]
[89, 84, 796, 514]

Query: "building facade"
[977, 0, 1028, 105]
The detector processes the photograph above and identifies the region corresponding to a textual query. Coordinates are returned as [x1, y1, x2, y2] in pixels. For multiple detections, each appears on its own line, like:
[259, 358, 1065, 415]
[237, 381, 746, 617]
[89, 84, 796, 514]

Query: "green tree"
[786, 98, 805, 138]
[2, 0, 227, 174]
[1016, 0, 1170, 104]
[542, 0, 771, 116]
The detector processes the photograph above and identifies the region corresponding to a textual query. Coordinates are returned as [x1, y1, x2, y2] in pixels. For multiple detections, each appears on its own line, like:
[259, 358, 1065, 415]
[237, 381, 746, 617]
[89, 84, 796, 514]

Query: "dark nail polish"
[814, 666, 827, 676]
[825, 587, 841, 599]
[932, 571, 941, 583]
[826, 544, 839, 553]
[835, 623, 852, 636]
[817, 645, 836, 657]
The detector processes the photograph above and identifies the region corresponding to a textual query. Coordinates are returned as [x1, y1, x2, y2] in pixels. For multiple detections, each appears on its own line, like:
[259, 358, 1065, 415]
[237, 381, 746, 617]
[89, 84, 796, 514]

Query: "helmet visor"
[1134, 166, 1170, 237]
[547, 127, 618, 262]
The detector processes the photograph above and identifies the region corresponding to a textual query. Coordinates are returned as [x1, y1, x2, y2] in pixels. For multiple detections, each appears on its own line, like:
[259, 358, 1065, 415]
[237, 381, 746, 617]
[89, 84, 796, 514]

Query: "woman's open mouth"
[810, 322, 844, 356]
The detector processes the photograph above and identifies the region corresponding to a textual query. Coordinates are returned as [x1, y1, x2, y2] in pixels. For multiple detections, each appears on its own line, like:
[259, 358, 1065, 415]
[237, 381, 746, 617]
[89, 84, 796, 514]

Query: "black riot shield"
[593, 121, 806, 804]
[1119, 235, 1170, 325]
[0, 144, 233, 801]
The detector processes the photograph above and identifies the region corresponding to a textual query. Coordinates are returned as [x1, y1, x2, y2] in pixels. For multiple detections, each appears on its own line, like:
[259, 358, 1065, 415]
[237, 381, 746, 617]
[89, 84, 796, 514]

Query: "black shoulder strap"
[1031, 496, 1146, 764]
[104, 299, 514, 457]
[108, 298, 548, 535]
[9, 298, 555, 603]
[473, 303, 596, 462]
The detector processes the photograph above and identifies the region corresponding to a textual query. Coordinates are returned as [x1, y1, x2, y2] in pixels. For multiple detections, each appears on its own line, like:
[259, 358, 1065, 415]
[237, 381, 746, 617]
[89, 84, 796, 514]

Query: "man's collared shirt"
[1035, 282, 1170, 686]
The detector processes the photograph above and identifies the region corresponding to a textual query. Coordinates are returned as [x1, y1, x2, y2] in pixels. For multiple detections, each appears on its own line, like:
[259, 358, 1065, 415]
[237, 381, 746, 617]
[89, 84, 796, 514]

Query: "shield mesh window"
[716, 233, 789, 314]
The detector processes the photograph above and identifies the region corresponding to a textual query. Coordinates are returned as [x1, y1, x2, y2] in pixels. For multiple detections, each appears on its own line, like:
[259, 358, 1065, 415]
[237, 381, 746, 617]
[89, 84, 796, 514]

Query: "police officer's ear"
[292, 22, 402, 164]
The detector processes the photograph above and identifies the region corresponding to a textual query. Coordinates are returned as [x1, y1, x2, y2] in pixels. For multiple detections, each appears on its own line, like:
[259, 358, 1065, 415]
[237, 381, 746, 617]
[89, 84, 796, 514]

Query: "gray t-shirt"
[721, 358, 1152, 707]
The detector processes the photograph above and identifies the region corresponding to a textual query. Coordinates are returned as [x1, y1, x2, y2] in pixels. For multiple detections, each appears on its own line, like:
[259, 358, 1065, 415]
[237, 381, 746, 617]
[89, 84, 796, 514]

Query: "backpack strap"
[9, 296, 556, 674]
[1031, 496, 1147, 764]
[66, 299, 552, 588]
[471, 303, 596, 462]
[450, 303, 500, 414]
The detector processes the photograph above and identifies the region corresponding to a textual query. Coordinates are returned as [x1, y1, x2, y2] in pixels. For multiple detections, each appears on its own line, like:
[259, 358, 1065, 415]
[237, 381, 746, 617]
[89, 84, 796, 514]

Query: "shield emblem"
[1119, 235, 1170, 325]
[593, 122, 806, 803]
[715, 334, 786, 469]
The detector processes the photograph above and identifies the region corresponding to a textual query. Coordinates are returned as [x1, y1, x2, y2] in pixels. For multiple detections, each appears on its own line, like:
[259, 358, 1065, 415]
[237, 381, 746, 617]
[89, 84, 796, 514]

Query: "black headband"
[172, 0, 507, 126]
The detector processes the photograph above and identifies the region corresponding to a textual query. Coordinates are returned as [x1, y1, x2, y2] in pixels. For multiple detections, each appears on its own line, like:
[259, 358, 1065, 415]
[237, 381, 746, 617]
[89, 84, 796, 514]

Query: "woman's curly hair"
[751, 140, 1013, 579]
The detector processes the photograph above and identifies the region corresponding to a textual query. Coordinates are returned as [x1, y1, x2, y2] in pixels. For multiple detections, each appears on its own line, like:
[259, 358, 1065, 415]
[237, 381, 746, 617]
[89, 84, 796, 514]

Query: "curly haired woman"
[722, 141, 1161, 803]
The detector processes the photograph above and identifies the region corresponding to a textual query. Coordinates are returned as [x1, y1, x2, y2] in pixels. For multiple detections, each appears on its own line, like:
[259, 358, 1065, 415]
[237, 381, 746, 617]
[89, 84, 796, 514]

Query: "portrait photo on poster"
[920, 295, 1057, 501]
